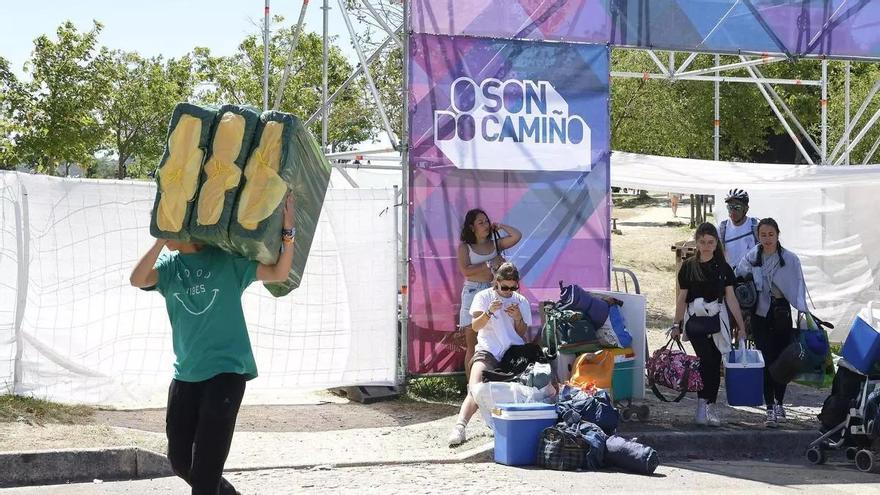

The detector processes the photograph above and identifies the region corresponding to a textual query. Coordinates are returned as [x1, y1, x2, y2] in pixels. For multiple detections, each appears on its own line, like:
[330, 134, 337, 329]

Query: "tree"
[0, 57, 23, 169]
[611, 50, 776, 162]
[101, 52, 195, 179]
[12, 21, 111, 175]
[824, 61, 880, 164]
[194, 18, 375, 151]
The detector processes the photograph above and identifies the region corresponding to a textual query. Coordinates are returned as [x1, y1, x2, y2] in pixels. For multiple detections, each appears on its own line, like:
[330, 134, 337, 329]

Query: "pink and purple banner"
[411, 0, 880, 60]
[407, 33, 611, 374]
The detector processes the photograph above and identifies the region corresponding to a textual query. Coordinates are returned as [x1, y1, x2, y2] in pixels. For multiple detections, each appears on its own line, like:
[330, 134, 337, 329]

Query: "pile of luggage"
[485, 282, 658, 474]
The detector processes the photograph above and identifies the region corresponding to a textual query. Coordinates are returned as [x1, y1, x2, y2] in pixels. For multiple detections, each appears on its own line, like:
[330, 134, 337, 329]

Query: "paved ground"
[3, 459, 877, 494]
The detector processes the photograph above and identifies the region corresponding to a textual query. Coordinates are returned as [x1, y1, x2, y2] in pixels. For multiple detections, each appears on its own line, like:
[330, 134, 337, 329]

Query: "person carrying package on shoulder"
[129, 194, 297, 495]
[719, 188, 759, 268]
[735, 217, 809, 428]
[447, 262, 532, 447]
[670, 222, 746, 427]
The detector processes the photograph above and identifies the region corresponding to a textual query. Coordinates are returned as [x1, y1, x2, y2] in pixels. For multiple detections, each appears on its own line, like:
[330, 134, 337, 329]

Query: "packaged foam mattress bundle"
[150, 103, 217, 241]
[228, 111, 331, 296]
[188, 104, 261, 249]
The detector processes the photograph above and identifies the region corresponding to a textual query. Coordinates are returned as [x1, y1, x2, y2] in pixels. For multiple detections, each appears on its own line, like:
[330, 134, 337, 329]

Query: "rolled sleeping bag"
[604, 435, 660, 475]
[228, 111, 331, 297]
[188, 104, 260, 250]
[149, 103, 217, 241]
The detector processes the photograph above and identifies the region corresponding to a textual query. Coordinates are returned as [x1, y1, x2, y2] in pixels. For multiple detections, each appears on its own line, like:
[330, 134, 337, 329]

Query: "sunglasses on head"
[498, 283, 519, 292]
[726, 204, 744, 212]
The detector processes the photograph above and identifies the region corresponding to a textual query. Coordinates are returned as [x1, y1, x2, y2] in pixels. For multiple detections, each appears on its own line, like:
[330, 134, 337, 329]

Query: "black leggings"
[752, 301, 795, 407]
[166, 373, 246, 495]
[689, 334, 722, 404]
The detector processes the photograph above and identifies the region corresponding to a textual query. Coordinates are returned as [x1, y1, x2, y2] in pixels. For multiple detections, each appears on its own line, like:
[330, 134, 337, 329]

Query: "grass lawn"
[0, 394, 94, 425]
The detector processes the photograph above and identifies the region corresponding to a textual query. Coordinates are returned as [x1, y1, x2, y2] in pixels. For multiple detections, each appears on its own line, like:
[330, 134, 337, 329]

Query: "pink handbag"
[646, 337, 703, 402]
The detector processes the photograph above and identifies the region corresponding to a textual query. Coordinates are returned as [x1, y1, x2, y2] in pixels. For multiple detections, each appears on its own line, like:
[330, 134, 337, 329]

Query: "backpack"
[719, 217, 758, 246]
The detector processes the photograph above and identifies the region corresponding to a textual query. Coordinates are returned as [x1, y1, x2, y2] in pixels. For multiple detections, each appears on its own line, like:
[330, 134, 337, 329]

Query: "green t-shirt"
[148, 247, 259, 382]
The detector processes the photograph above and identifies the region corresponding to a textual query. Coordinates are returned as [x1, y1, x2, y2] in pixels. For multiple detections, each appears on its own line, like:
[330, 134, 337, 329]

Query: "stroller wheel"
[621, 408, 638, 422]
[854, 449, 880, 473]
[637, 405, 650, 420]
[846, 447, 859, 461]
[806, 446, 826, 465]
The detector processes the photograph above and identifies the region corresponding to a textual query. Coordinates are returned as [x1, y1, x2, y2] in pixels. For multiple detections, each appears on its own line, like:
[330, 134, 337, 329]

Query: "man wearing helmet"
[718, 188, 758, 267]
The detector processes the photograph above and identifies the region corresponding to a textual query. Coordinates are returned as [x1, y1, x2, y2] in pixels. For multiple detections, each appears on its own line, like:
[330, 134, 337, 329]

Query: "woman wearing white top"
[457, 209, 522, 377]
[448, 262, 531, 446]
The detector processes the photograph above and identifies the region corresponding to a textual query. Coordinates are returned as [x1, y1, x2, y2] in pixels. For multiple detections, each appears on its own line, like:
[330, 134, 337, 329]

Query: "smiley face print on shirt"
[172, 266, 220, 316]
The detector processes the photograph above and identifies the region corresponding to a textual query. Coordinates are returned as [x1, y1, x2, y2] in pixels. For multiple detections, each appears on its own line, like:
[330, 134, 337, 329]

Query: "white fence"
[0, 171, 398, 407]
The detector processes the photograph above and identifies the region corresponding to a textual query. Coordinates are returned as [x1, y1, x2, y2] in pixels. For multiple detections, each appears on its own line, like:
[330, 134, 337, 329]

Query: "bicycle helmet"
[725, 188, 749, 204]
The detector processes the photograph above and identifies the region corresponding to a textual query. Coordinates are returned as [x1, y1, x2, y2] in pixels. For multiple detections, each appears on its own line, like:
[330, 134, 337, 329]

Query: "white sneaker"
[774, 404, 787, 424]
[695, 399, 708, 426]
[706, 403, 721, 427]
[765, 407, 778, 428]
[447, 422, 466, 447]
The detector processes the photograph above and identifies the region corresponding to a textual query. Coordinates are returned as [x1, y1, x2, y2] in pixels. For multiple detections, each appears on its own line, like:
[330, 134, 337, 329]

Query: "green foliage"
[825, 62, 880, 164]
[193, 17, 376, 151]
[10, 21, 111, 175]
[101, 51, 196, 178]
[0, 394, 94, 424]
[0, 57, 22, 169]
[611, 51, 775, 161]
[406, 376, 467, 403]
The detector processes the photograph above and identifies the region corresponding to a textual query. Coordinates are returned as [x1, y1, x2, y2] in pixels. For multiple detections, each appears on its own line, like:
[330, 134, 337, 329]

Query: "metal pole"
[12, 184, 29, 394]
[263, 0, 270, 112]
[272, 0, 310, 110]
[393, 183, 400, 319]
[750, 63, 822, 156]
[834, 107, 880, 166]
[305, 30, 397, 126]
[677, 52, 698, 74]
[829, 80, 880, 163]
[845, 61, 851, 165]
[821, 59, 828, 164]
[322, 0, 329, 151]
[862, 134, 880, 165]
[714, 54, 720, 161]
[338, 0, 400, 149]
[675, 56, 784, 79]
[360, 0, 403, 48]
[745, 65, 815, 164]
[610, 71, 821, 87]
[400, 0, 410, 384]
[645, 50, 669, 76]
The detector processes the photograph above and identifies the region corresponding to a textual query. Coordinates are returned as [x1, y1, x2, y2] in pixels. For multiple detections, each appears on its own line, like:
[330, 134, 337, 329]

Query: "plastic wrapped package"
[149, 103, 217, 241]
[188, 105, 260, 248]
[228, 111, 331, 296]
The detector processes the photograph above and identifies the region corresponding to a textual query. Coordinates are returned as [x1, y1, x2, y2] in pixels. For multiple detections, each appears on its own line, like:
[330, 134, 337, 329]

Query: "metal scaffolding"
[261, 1, 880, 383]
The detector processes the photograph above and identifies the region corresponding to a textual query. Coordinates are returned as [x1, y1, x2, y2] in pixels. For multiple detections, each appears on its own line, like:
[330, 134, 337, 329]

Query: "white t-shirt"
[721, 216, 757, 268]
[470, 287, 532, 360]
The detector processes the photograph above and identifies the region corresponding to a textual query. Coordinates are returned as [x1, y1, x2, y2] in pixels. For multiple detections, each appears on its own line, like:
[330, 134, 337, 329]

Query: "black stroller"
[806, 361, 880, 473]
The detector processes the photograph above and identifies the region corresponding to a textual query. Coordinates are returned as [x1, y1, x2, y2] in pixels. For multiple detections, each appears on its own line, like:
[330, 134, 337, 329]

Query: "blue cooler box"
[841, 316, 880, 375]
[723, 348, 765, 406]
[492, 403, 557, 466]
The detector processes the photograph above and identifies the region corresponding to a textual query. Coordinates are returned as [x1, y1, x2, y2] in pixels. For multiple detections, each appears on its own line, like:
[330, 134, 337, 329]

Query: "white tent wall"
[744, 185, 880, 342]
[0, 171, 397, 407]
[613, 152, 880, 341]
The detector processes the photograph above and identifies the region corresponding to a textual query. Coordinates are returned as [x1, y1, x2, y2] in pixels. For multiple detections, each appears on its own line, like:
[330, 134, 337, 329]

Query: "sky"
[1, 0, 399, 171]
[1, 0, 374, 78]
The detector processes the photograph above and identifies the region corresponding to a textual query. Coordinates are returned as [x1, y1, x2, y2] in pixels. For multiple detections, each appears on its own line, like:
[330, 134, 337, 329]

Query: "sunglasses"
[726, 204, 744, 212]
[498, 284, 519, 292]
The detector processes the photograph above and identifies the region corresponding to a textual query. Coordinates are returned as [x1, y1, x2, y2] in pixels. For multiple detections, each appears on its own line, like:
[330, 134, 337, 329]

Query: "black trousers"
[166, 373, 247, 495]
[689, 334, 721, 404]
[752, 300, 795, 407]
